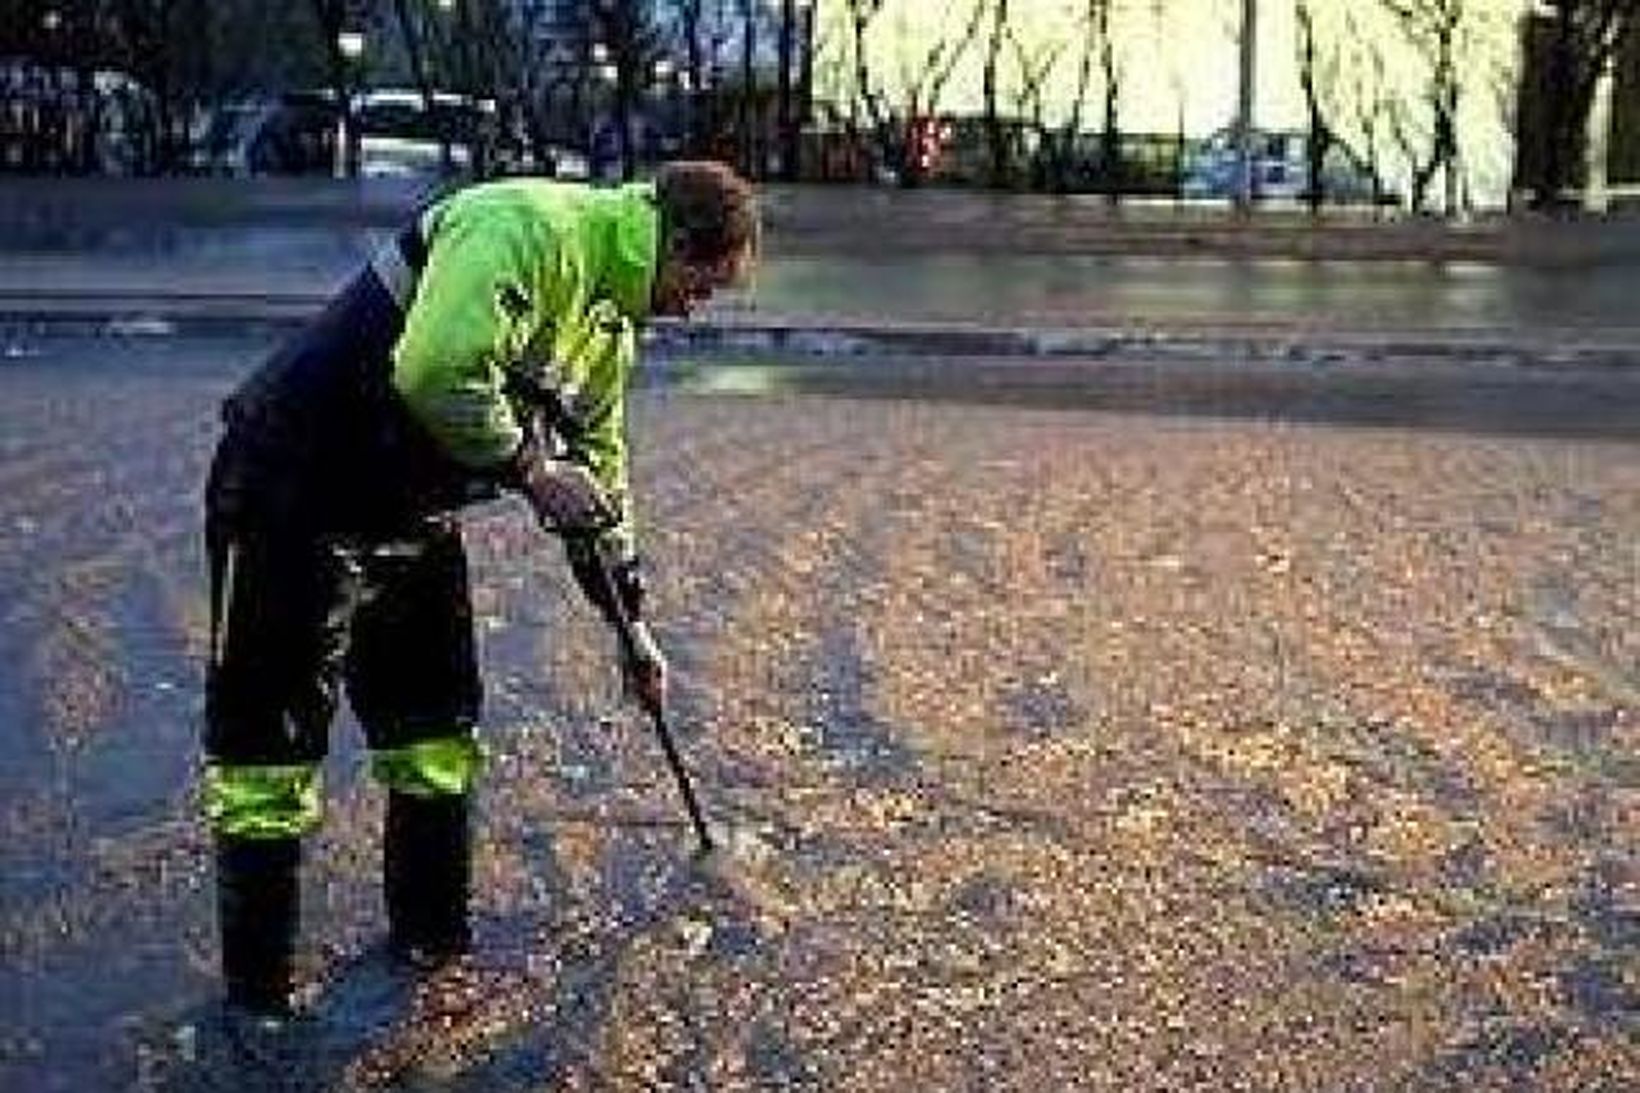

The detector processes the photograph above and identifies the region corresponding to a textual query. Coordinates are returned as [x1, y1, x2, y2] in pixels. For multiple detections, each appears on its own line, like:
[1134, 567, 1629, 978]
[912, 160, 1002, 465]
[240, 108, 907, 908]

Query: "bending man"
[203, 161, 759, 1017]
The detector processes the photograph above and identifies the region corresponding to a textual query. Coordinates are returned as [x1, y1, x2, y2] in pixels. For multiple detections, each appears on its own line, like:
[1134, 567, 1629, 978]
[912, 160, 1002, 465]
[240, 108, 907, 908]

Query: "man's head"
[650, 161, 760, 318]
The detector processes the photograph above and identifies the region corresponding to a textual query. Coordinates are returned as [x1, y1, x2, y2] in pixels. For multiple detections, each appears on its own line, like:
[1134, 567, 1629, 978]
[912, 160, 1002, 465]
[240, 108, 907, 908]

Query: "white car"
[354, 88, 492, 178]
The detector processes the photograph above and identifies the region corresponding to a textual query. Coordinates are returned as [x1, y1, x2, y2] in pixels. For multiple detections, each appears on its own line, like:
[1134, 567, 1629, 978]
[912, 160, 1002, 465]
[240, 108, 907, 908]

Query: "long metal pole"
[1236, 0, 1258, 212]
[586, 543, 714, 853]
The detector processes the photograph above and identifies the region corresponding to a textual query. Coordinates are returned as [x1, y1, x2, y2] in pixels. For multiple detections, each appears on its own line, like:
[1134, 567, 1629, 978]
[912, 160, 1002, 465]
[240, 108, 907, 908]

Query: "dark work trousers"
[203, 256, 487, 790]
[203, 515, 482, 772]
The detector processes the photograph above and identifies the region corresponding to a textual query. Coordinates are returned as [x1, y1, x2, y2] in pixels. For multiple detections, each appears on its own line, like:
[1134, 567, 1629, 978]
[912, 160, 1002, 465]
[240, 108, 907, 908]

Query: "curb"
[4, 293, 1640, 370]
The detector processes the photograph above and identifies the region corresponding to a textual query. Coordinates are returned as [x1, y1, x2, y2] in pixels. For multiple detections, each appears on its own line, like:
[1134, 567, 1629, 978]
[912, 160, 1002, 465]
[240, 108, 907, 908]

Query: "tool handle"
[580, 536, 712, 851]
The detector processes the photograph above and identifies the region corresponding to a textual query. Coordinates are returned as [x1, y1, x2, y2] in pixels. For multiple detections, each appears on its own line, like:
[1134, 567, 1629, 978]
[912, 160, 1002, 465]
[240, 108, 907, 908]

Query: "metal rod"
[585, 540, 714, 853]
[646, 706, 714, 852]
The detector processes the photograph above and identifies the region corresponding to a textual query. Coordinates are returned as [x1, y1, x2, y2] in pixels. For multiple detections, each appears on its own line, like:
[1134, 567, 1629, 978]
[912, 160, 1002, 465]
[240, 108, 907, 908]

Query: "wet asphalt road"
[7, 177, 1640, 341]
[0, 329, 1636, 1090]
[9, 236, 1640, 342]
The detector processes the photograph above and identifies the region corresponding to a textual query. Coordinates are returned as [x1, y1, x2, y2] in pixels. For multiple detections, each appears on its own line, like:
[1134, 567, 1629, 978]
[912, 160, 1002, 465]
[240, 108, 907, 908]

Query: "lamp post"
[653, 57, 679, 158]
[1235, 0, 1257, 212]
[596, 47, 623, 180]
[336, 30, 365, 178]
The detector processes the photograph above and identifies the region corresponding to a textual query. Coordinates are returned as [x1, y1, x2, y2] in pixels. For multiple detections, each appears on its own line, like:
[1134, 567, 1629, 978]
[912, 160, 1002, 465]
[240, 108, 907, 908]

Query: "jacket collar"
[589, 181, 659, 320]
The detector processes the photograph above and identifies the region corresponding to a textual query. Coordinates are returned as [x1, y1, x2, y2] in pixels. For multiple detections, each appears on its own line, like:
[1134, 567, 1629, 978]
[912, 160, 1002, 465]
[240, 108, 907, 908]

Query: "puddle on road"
[650, 351, 1640, 444]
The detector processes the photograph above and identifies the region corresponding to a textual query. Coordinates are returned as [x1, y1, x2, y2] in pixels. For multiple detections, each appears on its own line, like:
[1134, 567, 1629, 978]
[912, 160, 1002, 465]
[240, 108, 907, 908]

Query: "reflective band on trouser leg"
[203, 762, 323, 839]
[371, 734, 483, 798]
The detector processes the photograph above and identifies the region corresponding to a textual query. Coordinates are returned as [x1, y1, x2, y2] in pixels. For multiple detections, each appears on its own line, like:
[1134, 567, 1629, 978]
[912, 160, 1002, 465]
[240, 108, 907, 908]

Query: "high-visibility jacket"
[218, 178, 657, 557]
[393, 177, 659, 558]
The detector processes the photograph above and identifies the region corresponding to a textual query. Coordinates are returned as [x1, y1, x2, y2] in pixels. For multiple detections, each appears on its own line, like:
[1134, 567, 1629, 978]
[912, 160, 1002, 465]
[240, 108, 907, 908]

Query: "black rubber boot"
[216, 836, 300, 1017]
[384, 791, 472, 966]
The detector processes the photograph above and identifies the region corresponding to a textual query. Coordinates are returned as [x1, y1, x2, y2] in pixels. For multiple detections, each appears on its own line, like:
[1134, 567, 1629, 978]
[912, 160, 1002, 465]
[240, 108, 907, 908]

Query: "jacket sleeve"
[561, 301, 637, 560]
[391, 207, 547, 469]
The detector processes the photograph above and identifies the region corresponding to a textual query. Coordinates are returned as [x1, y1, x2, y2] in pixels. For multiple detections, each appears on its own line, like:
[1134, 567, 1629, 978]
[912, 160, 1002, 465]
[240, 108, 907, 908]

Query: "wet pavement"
[8, 234, 1640, 346]
[6, 177, 1640, 346]
[0, 328, 1636, 1089]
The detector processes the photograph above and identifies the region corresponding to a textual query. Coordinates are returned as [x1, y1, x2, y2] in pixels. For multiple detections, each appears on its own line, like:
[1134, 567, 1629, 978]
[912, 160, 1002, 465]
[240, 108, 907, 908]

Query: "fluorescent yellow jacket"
[391, 178, 658, 556]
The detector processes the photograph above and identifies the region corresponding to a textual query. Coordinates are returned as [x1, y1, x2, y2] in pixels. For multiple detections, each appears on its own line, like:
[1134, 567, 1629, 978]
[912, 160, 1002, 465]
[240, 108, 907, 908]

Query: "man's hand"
[515, 453, 615, 535]
[622, 619, 669, 715]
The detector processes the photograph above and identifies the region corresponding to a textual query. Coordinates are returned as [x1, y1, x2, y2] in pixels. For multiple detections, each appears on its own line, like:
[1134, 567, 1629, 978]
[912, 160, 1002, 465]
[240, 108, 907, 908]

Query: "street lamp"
[1235, 0, 1257, 212]
[336, 30, 366, 178]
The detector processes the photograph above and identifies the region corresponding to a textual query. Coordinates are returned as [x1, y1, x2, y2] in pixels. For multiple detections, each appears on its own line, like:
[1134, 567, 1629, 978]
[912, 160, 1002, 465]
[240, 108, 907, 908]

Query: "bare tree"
[1007, 23, 1064, 187]
[669, 0, 734, 156]
[983, 0, 1011, 186]
[674, 0, 706, 102]
[1006, 24, 1062, 124]
[496, 1, 565, 172]
[738, 0, 756, 175]
[845, 0, 889, 141]
[1094, 0, 1119, 201]
[389, 0, 448, 170]
[777, 0, 793, 176]
[1294, 0, 1337, 211]
[459, 0, 564, 176]
[592, 0, 664, 179]
[892, 0, 988, 184]
[1013, 0, 1118, 194]
[97, 0, 236, 173]
[1527, 1, 1640, 210]
[1023, 0, 1116, 197]
[1381, 0, 1464, 216]
[1343, 14, 1395, 208]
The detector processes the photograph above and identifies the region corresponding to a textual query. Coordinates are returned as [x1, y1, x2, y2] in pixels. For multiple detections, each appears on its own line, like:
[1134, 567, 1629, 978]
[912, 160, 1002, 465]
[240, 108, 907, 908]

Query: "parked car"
[1, 61, 159, 174]
[1182, 128, 1396, 205]
[353, 88, 496, 178]
[194, 91, 338, 175]
[196, 88, 507, 178]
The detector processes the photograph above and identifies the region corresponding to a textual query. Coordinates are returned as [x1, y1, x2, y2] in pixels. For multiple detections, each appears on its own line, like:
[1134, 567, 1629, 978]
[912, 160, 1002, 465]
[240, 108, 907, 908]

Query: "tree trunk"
[984, 0, 1008, 187]
[741, 0, 755, 176]
[681, 0, 704, 154]
[797, 1, 814, 166]
[1099, 7, 1118, 203]
[778, 0, 796, 180]
[1296, 0, 1329, 213]
[393, 0, 450, 172]
[1438, 22, 1458, 216]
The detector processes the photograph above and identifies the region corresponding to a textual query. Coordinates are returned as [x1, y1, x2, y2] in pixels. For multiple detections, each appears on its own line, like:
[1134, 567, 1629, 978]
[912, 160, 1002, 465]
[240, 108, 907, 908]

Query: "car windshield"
[356, 97, 486, 143]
